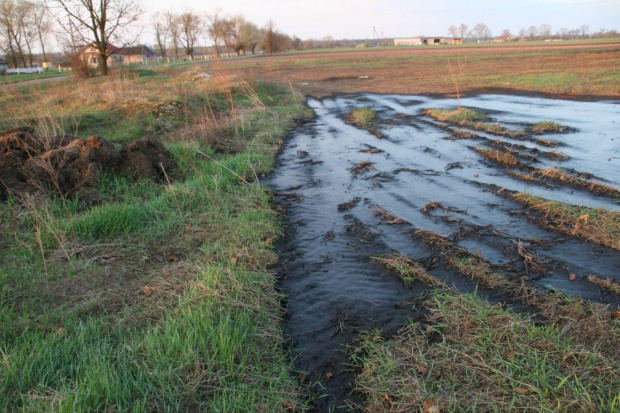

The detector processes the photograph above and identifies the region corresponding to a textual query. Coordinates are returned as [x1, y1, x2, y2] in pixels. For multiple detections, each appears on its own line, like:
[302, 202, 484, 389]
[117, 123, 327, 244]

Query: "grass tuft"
[349, 107, 377, 130]
[511, 192, 620, 251]
[475, 147, 520, 166]
[425, 108, 526, 138]
[531, 121, 566, 134]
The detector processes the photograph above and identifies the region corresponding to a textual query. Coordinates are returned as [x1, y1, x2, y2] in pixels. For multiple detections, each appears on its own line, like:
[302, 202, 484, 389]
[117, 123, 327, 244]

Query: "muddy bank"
[269, 94, 620, 411]
[0, 127, 174, 203]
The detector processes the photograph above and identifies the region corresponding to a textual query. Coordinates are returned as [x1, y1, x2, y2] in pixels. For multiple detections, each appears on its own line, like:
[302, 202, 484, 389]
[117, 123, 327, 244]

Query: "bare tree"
[290, 35, 302, 50]
[238, 19, 260, 54]
[538, 23, 552, 39]
[457, 23, 468, 39]
[557, 27, 568, 39]
[152, 12, 168, 58]
[262, 19, 278, 54]
[219, 17, 234, 56]
[178, 10, 201, 59]
[205, 10, 223, 58]
[20, 2, 39, 66]
[0, 0, 28, 67]
[500, 29, 512, 41]
[472, 22, 491, 40]
[579, 24, 589, 38]
[31, 2, 52, 63]
[527, 25, 538, 40]
[164, 11, 180, 58]
[447, 25, 458, 38]
[45, 0, 143, 75]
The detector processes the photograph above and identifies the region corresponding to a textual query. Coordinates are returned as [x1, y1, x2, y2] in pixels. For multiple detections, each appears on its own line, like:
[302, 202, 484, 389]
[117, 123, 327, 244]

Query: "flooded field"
[269, 94, 620, 410]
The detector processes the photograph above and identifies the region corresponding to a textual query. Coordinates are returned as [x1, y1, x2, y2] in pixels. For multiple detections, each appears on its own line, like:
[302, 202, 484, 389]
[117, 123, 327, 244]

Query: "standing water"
[269, 94, 620, 411]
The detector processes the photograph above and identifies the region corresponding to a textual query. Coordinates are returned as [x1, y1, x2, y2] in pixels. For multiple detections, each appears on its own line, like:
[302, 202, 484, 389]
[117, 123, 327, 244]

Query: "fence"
[7, 67, 44, 75]
[5, 66, 70, 75]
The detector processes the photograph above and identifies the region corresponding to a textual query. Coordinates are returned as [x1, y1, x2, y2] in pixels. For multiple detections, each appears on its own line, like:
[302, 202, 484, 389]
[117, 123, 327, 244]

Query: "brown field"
[219, 40, 620, 98]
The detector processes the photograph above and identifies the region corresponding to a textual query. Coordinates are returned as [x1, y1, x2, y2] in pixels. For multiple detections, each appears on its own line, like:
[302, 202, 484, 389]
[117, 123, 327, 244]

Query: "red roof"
[106, 44, 121, 53]
[81, 43, 121, 53]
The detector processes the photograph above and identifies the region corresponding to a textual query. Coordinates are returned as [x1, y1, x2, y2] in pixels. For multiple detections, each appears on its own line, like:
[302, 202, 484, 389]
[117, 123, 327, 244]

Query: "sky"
[139, 0, 620, 42]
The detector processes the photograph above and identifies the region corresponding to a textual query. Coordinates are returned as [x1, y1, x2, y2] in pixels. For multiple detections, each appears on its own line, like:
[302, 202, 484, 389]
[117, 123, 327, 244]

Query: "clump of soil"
[0, 127, 175, 203]
[121, 137, 175, 179]
[338, 197, 361, 212]
[349, 160, 375, 177]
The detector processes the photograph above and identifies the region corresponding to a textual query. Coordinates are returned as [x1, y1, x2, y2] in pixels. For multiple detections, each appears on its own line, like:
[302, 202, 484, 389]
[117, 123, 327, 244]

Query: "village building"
[119, 45, 157, 64]
[394, 37, 463, 46]
[0, 58, 8, 74]
[81, 43, 157, 68]
[81, 43, 124, 68]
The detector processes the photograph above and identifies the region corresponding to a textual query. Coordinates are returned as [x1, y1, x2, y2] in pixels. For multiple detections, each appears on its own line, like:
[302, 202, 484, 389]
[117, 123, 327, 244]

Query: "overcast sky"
[140, 0, 620, 41]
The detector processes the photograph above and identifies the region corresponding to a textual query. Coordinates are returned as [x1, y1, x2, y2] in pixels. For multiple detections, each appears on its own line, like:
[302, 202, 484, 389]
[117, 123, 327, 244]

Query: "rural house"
[80, 44, 157, 68]
[81, 43, 124, 68]
[119, 45, 157, 64]
[395, 37, 462, 46]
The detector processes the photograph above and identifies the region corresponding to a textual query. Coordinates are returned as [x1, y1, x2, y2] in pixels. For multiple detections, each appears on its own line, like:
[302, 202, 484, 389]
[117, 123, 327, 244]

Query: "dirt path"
[0, 75, 70, 90]
[269, 93, 620, 410]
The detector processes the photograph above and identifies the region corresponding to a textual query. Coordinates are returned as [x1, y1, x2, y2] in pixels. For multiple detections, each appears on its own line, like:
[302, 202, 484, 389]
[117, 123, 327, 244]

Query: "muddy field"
[269, 94, 620, 410]
[222, 41, 620, 98]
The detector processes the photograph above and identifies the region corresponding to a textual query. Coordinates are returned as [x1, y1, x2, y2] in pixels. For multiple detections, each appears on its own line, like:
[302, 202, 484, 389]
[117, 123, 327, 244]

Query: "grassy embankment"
[0, 65, 312, 411]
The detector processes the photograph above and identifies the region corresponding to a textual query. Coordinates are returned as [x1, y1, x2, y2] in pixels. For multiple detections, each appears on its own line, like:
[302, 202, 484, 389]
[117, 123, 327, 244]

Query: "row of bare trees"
[152, 10, 289, 59]
[0, 0, 52, 68]
[448, 22, 598, 42]
[447, 23, 492, 41]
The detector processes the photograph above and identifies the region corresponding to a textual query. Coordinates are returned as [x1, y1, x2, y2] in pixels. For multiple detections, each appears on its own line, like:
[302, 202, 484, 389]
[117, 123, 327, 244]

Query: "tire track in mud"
[269, 94, 620, 411]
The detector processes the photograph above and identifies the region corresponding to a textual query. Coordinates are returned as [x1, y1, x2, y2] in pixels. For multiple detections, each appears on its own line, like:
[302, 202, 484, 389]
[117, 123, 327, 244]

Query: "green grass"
[424, 107, 522, 137]
[349, 107, 377, 130]
[353, 289, 620, 412]
[426, 107, 490, 124]
[531, 121, 566, 134]
[0, 69, 313, 411]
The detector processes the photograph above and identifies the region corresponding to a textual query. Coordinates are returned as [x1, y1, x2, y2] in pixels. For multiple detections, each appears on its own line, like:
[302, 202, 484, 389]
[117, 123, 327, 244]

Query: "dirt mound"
[0, 129, 175, 203]
[22, 136, 121, 203]
[0, 127, 45, 155]
[120, 137, 174, 179]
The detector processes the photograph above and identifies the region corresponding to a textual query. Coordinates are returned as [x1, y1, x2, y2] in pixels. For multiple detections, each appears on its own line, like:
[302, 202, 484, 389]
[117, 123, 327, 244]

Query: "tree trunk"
[212, 37, 220, 58]
[99, 51, 108, 75]
[39, 36, 48, 63]
[5, 29, 18, 67]
[24, 39, 33, 67]
[10, 32, 26, 67]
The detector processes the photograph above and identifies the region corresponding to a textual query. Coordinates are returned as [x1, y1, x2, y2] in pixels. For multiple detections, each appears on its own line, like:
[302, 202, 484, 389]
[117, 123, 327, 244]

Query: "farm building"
[119, 45, 157, 64]
[0, 58, 7, 74]
[394, 37, 462, 46]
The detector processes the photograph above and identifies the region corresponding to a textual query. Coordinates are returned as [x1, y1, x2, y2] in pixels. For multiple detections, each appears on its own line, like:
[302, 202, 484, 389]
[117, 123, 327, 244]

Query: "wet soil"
[269, 94, 620, 411]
